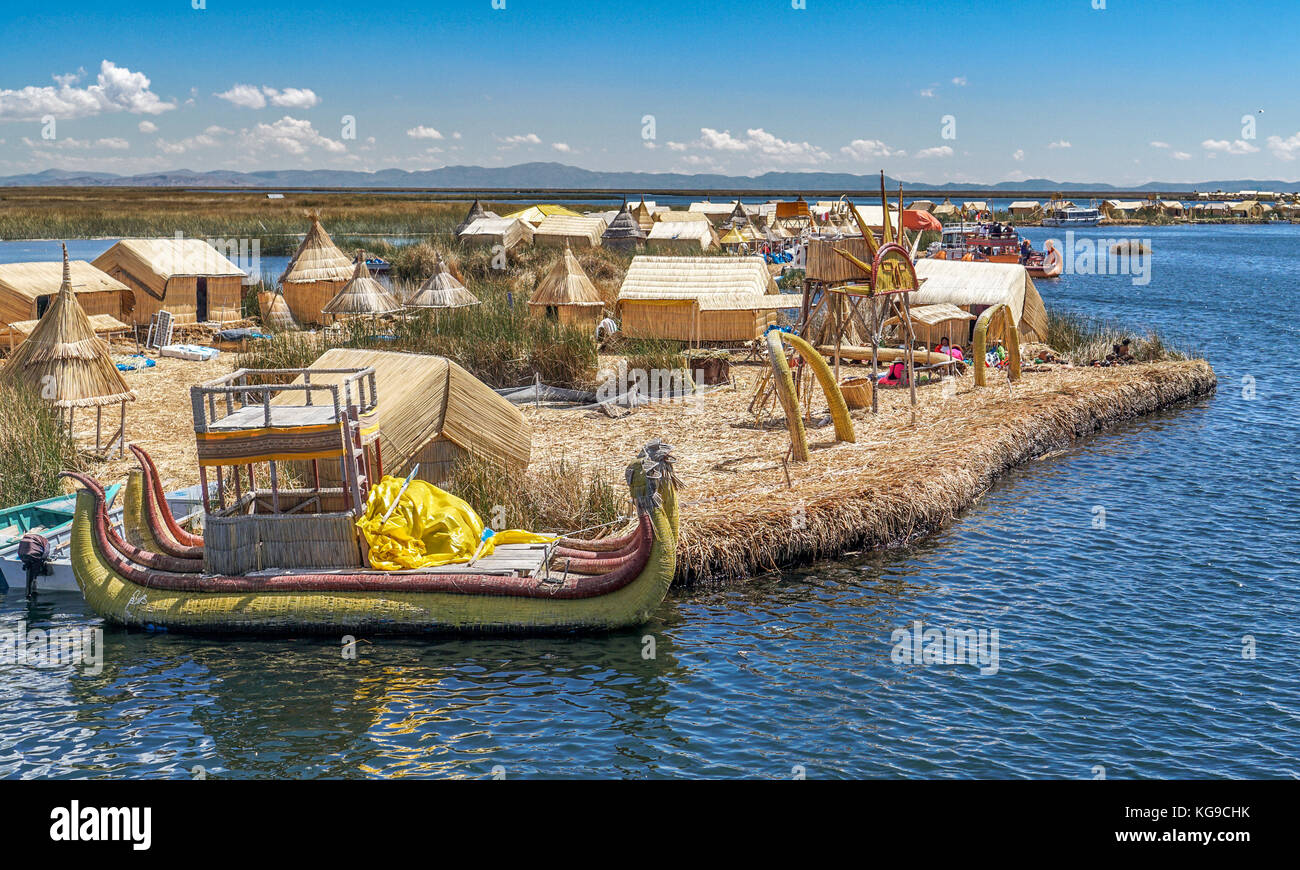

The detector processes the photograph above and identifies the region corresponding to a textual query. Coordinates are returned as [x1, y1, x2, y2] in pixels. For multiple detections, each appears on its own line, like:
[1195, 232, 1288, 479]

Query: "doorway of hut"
[196, 277, 209, 322]
[35, 295, 52, 318]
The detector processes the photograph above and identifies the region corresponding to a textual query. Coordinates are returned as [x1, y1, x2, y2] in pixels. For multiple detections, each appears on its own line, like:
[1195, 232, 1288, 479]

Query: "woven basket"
[840, 377, 874, 410]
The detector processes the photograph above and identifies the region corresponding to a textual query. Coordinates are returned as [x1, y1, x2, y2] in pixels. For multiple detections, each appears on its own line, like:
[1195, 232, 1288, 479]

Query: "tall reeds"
[0, 381, 82, 508]
[444, 451, 623, 535]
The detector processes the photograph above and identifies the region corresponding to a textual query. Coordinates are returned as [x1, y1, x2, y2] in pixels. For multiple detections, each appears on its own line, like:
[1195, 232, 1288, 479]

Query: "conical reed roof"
[455, 199, 488, 236]
[407, 254, 481, 309]
[321, 252, 402, 317]
[529, 245, 603, 308]
[632, 196, 654, 231]
[602, 200, 646, 245]
[0, 244, 134, 408]
[280, 213, 354, 284]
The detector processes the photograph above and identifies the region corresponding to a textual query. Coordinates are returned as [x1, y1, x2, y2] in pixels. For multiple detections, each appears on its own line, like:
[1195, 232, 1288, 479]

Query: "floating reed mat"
[526, 358, 1217, 586]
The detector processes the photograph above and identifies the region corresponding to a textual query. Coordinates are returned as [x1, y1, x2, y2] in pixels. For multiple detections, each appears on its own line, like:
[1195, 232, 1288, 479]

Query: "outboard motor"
[17, 533, 50, 597]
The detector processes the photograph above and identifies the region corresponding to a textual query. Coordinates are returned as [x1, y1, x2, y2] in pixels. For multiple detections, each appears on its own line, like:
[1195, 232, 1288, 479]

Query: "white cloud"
[552, 142, 572, 153]
[951, 76, 967, 86]
[1202, 138, 1259, 154]
[666, 141, 687, 151]
[406, 125, 444, 140]
[22, 136, 131, 151]
[1150, 140, 1170, 149]
[697, 128, 749, 151]
[1048, 140, 1071, 149]
[1266, 132, 1300, 161]
[919, 88, 936, 98]
[498, 133, 542, 147]
[155, 125, 233, 155]
[1012, 149, 1024, 161]
[241, 116, 345, 155]
[0, 60, 175, 120]
[915, 145, 954, 159]
[138, 120, 158, 134]
[742, 128, 828, 163]
[215, 84, 320, 109]
[1172, 151, 1191, 160]
[840, 138, 905, 161]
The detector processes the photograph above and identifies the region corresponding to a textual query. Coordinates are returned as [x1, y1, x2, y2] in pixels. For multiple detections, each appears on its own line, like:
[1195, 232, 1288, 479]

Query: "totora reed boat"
[63, 363, 680, 634]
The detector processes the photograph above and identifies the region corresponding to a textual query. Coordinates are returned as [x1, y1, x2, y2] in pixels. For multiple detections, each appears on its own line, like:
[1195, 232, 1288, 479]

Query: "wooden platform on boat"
[208, 404, 344, 431]
[240, 542, 553, 578]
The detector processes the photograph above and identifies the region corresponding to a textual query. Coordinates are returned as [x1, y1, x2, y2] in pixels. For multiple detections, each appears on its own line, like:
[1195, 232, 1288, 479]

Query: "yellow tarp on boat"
[357, 475, 554, 571]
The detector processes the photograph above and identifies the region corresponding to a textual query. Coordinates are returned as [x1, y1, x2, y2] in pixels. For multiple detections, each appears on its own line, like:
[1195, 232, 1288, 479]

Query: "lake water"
[1, 225, 1296, 778]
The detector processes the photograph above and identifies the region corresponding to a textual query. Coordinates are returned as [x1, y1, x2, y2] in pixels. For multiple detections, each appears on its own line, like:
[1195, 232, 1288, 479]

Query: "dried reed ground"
[49, 349, 1215, 587]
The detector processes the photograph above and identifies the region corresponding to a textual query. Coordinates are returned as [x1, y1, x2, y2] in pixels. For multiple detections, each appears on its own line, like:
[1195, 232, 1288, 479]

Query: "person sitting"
[935, 336, 952, 356]
[947, 343, 965, 362]
[1019, 239, 1033, 263]
[878, 360, 907, 386]
[1117, 338, 1136, 364]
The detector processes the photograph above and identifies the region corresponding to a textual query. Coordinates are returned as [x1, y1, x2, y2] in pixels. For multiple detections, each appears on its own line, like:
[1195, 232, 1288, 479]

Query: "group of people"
[876, 336, 969, 386]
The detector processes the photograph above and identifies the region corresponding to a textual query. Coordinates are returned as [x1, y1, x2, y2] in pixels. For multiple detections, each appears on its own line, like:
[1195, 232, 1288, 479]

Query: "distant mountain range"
[3, 163, 1298, 193]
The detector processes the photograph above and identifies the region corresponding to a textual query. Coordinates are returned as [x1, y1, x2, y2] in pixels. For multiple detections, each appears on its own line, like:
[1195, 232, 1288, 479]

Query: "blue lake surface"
[1, 224, 1297, 778]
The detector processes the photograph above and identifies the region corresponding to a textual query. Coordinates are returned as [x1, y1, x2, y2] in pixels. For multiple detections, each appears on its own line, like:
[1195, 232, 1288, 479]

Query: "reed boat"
[64, 363, 679, 634]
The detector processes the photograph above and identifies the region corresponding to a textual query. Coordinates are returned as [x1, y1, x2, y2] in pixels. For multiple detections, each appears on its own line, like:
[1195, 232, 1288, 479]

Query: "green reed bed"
[0, 382, 82, 508]
[1044, 306, 1188, 364]
[444, 451, 623, 535]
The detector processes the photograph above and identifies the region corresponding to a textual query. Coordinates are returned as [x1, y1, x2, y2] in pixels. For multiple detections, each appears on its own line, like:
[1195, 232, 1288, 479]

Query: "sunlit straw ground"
[70, 344, 1215, 584]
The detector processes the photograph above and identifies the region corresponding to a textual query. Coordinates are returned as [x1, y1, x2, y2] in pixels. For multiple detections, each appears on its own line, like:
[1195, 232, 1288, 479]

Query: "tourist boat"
[63, 365, 679, 634]
[0, 480, 200, 593]
[1041, 206, 1101, 227]
[930, 222, 1061, 276]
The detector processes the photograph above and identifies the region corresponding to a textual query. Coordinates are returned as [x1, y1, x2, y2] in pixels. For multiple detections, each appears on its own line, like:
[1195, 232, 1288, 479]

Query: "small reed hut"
[0, 260, 133, 328]
[647, 214, 717, 253]
[617, 255, 791, 343]
[91, 238, 245, 325]
[528, 245, 604, 325]
[601, 201, 647, 250]
[321, 253, 402, 322]
[278, 214, 355, 325]
[632, 197, 655, 232]
[406, 254, 480, 309]
[503, 204, 581, 226]
[282, 348, 531, 485]
[911, 258, 1048, 345]
[256, 286, 299, 332]
[457, 216, 534, 250]
[455, 199, 494, 236]
[534, 214, 607, 249]
[0, 246, 134, 456]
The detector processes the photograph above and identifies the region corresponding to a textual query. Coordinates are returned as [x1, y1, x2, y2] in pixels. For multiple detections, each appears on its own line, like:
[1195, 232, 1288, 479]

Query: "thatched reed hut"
[632, 197, 655, 231]
[534, 214, 607, 249]
[933, 197, 960, 218]
[0, 246, 134, 455]
[457, 216, 534, 250]
[528, 246, 604, 325]
[688, 200, 741, 225]
[278, 214, 355, 325]
[320, 254, 402, 322]
[407, 254, 480, 309]
[0, 259, 133, 328]
[601, 201, 647, 250]
[647, 215, 717, 253]
[455, 199, 495, 236]
[282, 348, 530, 485]
[911, 258, 1048, 345]
[617, 255, 792, 343]
[1007, 200, 1042, 218]
[91, 238, 245, 325]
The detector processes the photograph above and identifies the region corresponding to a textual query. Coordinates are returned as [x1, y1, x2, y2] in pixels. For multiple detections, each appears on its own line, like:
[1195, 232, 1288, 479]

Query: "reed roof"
[618, 256, 788, 311]
[529, 246, 603, 308]
[912, 258, 1047, 340]
[0, 260, 131, 303]
[279, 214, 354, 284]
[455, 199, 495, 235]
[407, 254, 481, 309]
[257, 287, 299, 331]
[646, 220, 716, 247]
[0, 245, 135, 408]
[883, 302, 976, 330]
[601, 202, 647, 242]
[652, 210, 709, 222]
[533, 214, 607, 245]
[503, 203, 581, 225]
[457, 216, 535, 245]
[92, 238, 245, 284]
[288, 348, 530, 473]
[320, 254, 403, 317]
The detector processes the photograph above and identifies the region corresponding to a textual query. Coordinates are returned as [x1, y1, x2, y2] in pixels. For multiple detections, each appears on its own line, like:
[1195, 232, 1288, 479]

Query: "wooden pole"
[903, 291, 918, 410]
[833, 291, 842, 383]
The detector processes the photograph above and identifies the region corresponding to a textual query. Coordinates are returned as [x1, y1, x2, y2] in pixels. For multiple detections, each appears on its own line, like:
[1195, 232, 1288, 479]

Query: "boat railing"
[191, 367, 379, 433]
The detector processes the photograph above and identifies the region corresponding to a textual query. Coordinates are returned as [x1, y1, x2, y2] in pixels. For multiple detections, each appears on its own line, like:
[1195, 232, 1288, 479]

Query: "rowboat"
[64, 441, 679, 634]
[0, 481, 201, 594]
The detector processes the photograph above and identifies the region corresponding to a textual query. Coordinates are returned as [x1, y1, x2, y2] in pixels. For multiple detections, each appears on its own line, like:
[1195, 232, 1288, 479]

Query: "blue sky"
[1, 0, 1298, 182]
